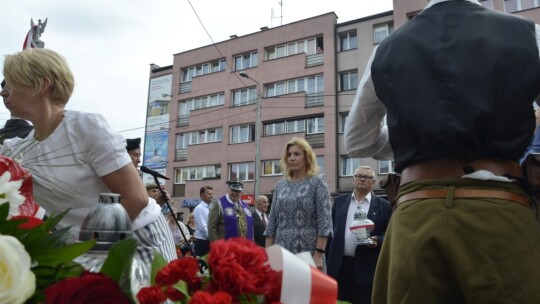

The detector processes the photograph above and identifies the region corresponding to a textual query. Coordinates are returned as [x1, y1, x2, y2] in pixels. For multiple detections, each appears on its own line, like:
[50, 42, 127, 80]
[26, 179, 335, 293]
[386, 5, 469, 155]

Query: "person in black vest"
[345, 1, 540, 303]
[327, 166, 392, 304]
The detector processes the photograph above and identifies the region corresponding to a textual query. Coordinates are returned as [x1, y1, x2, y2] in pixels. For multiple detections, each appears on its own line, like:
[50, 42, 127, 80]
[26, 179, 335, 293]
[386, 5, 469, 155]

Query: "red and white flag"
[22, 26, 37, 50]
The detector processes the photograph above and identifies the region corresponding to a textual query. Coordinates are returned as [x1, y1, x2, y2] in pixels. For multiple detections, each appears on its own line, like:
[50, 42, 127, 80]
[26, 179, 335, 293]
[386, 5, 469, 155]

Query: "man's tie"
[262, 213, 267, 227]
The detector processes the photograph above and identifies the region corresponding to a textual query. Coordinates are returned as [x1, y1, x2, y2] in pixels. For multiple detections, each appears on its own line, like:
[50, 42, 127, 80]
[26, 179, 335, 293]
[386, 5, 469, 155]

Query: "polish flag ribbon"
[266, 245, 338, 304]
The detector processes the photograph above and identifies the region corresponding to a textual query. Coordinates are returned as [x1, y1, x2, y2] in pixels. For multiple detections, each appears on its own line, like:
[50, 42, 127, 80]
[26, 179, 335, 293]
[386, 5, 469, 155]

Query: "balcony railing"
[178, 115, 189, 126]
[306, 93, 324, 107]
[179, 82, 192, 94]
[176, 149, 187, 161]
[306, 53, 324, 67]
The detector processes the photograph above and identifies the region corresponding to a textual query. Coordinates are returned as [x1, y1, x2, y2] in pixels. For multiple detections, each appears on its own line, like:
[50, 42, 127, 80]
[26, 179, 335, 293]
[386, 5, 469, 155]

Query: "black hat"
[126, 138, 141, 151]
[226, 180, 243, 191]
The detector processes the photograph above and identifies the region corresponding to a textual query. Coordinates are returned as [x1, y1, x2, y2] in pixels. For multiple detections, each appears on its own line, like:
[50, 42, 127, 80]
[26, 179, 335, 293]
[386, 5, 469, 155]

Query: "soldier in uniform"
[208, 181, 254, 242]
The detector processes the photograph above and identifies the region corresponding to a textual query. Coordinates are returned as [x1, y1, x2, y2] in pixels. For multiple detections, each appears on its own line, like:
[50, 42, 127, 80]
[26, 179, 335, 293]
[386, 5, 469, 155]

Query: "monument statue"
[29, 18, 48, 48]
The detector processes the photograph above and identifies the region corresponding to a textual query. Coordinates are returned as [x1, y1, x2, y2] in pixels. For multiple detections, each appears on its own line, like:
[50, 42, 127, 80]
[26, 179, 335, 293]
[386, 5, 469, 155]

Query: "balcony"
[306, 93, 324, 107]
[306, 53, 324, 67]
[179, 82, 192, 94]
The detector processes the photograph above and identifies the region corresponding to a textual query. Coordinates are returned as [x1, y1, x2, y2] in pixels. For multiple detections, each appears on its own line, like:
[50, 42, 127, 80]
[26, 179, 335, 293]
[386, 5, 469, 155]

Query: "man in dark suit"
[252, 195, 269, 247]
[327, 165, 392, 304]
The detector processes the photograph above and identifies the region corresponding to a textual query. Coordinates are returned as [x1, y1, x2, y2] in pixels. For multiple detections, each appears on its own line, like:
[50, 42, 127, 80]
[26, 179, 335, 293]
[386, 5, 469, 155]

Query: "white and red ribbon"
[266, 245, 337, 304]
[22, 27, 37, 50]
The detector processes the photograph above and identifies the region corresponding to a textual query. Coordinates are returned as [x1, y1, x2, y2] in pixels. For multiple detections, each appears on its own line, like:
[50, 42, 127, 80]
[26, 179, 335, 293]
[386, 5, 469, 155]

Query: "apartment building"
[146, 0, 540, 216]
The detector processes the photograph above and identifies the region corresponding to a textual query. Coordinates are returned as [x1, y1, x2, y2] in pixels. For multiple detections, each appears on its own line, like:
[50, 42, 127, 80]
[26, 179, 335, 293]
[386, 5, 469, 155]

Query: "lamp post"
[239, 72, 261, 198]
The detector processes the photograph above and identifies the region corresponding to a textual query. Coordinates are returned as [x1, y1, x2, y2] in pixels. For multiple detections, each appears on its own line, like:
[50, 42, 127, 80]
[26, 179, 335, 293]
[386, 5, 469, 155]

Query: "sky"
[0, 0, 393, 141]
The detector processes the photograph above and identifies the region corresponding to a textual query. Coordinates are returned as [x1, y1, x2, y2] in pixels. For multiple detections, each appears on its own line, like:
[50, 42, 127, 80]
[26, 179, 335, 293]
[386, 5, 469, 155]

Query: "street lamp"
[239, 72, 262, 198]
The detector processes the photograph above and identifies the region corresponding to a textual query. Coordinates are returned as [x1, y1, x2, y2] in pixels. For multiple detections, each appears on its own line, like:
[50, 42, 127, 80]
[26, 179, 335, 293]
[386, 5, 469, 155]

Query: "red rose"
[189, 291, 233, 304]
[205, 238, 280, 301]
[44, 271, 130, 304]
[156, 256, 202, 292]
[9, 215, 43, 229]
[137, 286, 168, 304]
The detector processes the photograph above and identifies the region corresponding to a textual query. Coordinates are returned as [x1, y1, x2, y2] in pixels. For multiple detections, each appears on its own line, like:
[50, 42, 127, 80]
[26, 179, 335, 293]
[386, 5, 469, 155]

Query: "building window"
[339, 113, 348, 133]
[378, 160, 395, 175]
[232, 87, 257, 107]
[264, 122, 286, 136]
[181, 59, 226, 83]
[341, 156, 361, 176]
[317, 156, 325, 175]
[265, 37, 322, 60]
[176, 133, 187, 150]
[374, 23, 394, 44]
[504, 0, 539, 12]
[339, 71, 358, 91]
[479, 0, 493, 8]
[230, 124, 255, 144]
[306, 117, 324, 134]
[286, 119, 306, 133]
[339, 31, 358, 51]
[175, 165, 221, 184]
[179, 93, 224, 117]
[234, 52, 258, 71]
[263, 160, 282, 176]
[229, 162, 255, 181]
[265, 74, 323, 98]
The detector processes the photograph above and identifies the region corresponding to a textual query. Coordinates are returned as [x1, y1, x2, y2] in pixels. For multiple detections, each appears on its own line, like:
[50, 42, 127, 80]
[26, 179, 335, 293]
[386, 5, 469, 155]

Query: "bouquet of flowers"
[0, 155, 136, 304]
[136, 238, 282, 304]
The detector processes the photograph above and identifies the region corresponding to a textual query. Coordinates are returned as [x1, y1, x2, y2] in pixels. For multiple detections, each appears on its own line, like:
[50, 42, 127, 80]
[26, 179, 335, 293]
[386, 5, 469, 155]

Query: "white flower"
[0, 172, 25, 217]
[0, 235, 36, 304]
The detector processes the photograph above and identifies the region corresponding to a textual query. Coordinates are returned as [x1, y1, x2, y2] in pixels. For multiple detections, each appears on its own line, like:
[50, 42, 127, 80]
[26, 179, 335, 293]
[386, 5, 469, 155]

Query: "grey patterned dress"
[265, 175, 332, 255]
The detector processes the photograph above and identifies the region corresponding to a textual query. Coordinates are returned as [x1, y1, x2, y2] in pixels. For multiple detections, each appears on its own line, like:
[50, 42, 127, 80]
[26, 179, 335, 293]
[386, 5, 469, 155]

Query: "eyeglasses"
[354, 174, 374, 180]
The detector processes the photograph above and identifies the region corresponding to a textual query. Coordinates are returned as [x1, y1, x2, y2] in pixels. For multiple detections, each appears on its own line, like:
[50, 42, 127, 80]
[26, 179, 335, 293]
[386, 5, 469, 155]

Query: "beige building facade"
[146, 0, 540, 216]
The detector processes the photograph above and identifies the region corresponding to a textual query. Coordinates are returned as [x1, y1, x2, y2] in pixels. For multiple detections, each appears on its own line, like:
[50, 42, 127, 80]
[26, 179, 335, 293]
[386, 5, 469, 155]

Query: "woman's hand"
[313, 251, 324, 270]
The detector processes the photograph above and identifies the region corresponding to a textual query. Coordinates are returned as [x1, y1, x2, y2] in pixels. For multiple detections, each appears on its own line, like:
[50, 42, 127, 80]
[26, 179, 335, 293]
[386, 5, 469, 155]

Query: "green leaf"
[33, 240, 96, 265]
[99, 238, 138, 302]
[100, 238, 138, 281]
[172, 280, 191, 302]
[149, 251, 168, 286]
[0, 202, 8, 221]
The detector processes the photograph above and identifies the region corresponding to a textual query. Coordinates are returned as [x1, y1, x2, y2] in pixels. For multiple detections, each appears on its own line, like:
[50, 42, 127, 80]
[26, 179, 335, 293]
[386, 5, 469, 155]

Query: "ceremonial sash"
[219, 196, 254, 240]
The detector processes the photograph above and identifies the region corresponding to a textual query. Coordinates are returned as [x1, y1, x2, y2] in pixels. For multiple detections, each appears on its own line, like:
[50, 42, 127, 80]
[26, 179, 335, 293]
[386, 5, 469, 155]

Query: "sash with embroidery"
[219, 196, 254, 240]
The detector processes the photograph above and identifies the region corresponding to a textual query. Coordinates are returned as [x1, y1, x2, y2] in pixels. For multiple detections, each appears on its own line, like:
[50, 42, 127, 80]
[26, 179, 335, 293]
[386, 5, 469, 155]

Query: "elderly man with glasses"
[208, 180, 254, 242]
[327, 165, 392, 304]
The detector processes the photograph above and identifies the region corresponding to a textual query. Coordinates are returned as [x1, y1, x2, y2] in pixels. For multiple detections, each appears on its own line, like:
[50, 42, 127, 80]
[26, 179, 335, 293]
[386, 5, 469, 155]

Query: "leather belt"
[396, 188, 530, 208]
[400, 159, 523, 186]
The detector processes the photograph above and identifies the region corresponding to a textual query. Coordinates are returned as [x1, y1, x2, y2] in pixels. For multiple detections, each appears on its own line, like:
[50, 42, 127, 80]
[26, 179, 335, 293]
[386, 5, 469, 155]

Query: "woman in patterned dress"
[264, 137, 332, 271]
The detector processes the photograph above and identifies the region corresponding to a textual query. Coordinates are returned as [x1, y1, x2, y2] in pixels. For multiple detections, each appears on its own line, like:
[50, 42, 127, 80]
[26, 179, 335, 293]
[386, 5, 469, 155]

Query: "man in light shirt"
[252, 195, 269, 247]
[193, 185, 213, 257]
[327, 166, 391, 304]
[345, 0, 540, 302]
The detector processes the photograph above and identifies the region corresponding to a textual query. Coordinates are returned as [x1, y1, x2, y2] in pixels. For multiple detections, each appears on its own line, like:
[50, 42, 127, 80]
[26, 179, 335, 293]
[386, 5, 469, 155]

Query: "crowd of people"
[2, 1, 540, 303]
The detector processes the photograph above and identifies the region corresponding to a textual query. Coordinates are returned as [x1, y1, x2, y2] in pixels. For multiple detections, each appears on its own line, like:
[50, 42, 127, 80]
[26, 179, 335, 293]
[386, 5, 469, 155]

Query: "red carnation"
[189, 291, 233, 304]
[137, 286, 168, 304]
[44, 271, 130, 304]
[205, 238, 280, 301]
[156, 256, 202, 292]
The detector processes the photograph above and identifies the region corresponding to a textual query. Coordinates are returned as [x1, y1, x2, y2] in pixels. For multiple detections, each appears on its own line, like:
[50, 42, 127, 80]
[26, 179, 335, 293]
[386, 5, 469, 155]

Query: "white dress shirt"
[344, 192, 372, 257]
[193, 201, 210, 240]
